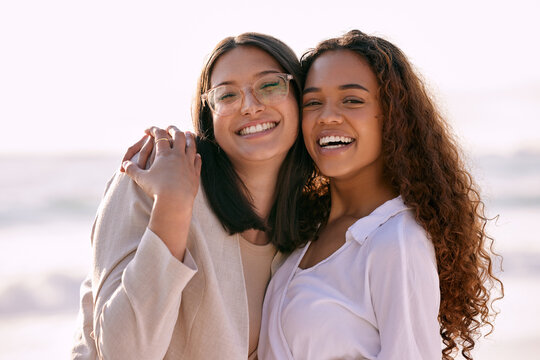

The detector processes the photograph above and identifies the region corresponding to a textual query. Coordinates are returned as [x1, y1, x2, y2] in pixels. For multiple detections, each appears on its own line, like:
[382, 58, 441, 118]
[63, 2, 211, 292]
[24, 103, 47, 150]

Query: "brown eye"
[303, 100, 322, 108]
[343, 97, 364, 104]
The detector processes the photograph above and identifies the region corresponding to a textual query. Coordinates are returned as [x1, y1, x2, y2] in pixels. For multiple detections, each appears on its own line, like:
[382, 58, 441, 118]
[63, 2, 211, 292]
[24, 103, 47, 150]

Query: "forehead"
[304, 50, 377, 90]
[210, 46, 284, 87]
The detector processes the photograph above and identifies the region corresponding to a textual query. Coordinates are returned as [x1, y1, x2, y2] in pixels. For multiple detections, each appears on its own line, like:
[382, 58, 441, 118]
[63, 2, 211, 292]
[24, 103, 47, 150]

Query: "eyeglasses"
[202, 73, 294, 116]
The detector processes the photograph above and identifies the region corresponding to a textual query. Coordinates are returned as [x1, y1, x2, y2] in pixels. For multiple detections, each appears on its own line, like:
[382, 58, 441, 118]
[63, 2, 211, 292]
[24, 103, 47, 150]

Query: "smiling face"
[302, 50, 383, 182]
[210, 46, 299, 170]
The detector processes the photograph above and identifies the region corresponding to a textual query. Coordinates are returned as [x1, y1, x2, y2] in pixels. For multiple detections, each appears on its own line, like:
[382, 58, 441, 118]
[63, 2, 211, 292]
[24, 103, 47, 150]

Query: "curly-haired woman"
[259, 30, 503, 360]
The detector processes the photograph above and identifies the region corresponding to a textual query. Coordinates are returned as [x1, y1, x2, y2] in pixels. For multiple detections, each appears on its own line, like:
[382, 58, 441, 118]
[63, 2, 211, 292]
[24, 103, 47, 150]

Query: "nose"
[318, 103, 343, 124]
[241, 89, 265, 116]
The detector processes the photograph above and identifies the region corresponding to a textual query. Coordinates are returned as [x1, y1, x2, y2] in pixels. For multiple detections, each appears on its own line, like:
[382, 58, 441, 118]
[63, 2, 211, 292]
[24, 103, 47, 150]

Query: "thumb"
[122, 160, 143, 182]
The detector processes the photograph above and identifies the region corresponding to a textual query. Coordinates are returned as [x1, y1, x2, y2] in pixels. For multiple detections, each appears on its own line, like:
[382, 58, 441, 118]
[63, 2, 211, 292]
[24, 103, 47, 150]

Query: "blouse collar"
[345, 196, 410, 246]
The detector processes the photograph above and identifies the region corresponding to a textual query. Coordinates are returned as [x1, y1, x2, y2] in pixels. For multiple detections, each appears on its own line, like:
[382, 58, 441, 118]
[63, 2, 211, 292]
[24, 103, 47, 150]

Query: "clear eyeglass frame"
[201, 73, 294, 115]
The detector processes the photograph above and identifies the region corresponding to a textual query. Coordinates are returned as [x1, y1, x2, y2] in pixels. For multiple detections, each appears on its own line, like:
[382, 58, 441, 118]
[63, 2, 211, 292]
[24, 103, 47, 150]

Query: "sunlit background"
[1, 0, 539, 359]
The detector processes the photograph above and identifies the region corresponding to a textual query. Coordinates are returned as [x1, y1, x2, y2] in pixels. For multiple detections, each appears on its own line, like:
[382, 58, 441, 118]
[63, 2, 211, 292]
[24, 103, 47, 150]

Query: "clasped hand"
[121, 126, 202, 208]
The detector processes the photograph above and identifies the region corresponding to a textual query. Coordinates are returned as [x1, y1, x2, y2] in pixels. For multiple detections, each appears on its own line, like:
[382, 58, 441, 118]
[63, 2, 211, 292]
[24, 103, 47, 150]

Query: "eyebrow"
[303, 83, 369, 94]
[213, 70, 281, 87]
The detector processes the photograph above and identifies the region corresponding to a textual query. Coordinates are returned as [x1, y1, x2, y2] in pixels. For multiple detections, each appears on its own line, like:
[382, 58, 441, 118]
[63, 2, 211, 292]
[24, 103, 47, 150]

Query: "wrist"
[149, 196, 194, 261]
[152, 194, 194, 216]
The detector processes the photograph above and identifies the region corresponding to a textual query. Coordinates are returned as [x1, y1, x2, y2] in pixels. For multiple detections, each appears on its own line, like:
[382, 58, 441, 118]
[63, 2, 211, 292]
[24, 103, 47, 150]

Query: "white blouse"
[259, 197, 442, 360]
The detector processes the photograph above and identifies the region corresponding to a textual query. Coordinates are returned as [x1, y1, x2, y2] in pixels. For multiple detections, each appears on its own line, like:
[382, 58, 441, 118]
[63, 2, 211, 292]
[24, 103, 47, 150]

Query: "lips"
[237, 121, 278, 136]
[318, 135, 355, 149]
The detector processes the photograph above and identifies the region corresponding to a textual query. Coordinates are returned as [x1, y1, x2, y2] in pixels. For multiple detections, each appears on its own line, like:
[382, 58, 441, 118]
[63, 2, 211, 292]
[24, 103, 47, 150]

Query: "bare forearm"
[149, 196, 193, 261]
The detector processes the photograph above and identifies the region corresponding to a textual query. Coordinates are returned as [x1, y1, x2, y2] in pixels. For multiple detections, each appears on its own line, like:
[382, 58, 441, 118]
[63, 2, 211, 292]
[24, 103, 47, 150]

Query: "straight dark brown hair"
[192, 32, 315, 253]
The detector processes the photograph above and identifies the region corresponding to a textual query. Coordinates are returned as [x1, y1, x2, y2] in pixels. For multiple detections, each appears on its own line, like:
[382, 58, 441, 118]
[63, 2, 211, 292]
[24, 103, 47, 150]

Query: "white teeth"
[318, 135, 354, 147]
[239, 122, 277, 136]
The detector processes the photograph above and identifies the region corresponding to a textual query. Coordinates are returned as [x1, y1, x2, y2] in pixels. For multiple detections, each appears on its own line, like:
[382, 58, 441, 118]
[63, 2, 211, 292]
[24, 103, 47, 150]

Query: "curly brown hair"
[301, 30, 504, 360]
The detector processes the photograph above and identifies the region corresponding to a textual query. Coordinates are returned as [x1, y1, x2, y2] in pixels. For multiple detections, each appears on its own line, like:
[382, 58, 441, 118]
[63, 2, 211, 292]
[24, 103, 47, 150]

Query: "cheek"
[367, 122, 384, 156]
[280, 99, 300, 143]
[301, 113, 315, 142]
[284, 97, 300, 129]
[212, 116, 229, 146]
[286, 107, 299, 131]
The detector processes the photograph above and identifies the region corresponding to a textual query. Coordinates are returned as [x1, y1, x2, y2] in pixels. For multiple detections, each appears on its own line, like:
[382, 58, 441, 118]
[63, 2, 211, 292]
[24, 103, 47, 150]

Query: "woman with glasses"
[259, 30, 503, 360]
[71, 33, 319, 360]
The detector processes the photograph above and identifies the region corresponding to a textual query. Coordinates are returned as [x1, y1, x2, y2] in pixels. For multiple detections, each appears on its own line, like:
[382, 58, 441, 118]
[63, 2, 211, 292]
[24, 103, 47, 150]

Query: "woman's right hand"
[122, 126, 201, 201]
[121, 126, 202, 260]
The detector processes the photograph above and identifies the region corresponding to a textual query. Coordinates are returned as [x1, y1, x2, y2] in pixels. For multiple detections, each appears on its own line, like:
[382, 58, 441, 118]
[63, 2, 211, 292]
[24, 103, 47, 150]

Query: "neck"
[234, 159, 283, 220]
[328, 160, 397, 222]
[235, 159, 282, 246]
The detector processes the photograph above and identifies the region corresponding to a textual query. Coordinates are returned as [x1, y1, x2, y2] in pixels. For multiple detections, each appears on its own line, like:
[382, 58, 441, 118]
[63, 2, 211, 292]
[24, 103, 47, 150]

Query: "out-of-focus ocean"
[0, 152, 539, 359]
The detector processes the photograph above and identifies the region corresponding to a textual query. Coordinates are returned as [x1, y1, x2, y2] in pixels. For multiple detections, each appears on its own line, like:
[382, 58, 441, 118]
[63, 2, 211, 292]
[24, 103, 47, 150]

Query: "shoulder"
[191, 184, 216, 222]
[365, 210, 434, 264]
[374, 210, 427, 245]
[96, 170, 152, 219]
[361, 211, 439, 294]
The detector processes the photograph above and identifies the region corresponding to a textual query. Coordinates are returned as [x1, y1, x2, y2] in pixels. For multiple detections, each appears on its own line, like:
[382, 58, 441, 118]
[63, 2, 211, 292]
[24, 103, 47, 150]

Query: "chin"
[316, 165, 346, 179]
[241, 148, 289, 163]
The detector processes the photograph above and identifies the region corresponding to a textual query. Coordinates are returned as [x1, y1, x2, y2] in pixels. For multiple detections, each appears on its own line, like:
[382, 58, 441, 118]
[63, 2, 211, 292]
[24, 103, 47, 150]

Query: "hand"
[121, 126, 202, 259]
[120, 128, 162, 172]
[122, 126, 201, 204]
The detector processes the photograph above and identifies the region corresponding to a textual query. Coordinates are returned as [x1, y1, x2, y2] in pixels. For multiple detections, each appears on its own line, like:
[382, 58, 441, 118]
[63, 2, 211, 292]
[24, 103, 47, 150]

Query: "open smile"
[237, 121, 278, 136]
[318, 135, 355, 149]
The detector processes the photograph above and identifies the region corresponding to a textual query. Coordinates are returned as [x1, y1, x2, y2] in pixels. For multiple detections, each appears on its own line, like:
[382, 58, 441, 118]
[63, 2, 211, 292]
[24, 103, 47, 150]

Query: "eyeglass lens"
[208, 74, 290, 115]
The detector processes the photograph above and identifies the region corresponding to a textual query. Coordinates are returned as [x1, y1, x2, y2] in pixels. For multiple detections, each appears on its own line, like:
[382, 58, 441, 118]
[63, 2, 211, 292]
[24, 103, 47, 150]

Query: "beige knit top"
[239, 237, 277, 360]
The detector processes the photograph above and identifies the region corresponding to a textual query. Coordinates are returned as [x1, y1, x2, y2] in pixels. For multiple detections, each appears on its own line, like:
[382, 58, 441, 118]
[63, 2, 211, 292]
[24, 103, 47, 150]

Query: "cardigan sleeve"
[71, 274, 98, 360]
[75, 170, 197, 360]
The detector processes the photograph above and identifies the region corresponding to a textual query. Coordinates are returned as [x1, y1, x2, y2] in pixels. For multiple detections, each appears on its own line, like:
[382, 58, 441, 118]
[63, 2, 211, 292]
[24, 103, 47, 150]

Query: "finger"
[146, 142, 157, 168]
[150, 127, 172, 152]
[147, 126, 169, 139]
[137, 135, 154, 169]
[122, 134, 147, 163]
[122, 160, 143, 182]
[166, 125, 180, 133]
[169, 127, 187, 152]
[194, 153, 202, 176]
[185, 131, 197, 158]
[144, 126, 159, 136]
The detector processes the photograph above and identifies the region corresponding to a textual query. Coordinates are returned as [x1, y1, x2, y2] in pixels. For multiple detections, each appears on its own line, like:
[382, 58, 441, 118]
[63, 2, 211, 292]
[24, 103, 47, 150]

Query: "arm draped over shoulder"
[71, 171, 197, 360]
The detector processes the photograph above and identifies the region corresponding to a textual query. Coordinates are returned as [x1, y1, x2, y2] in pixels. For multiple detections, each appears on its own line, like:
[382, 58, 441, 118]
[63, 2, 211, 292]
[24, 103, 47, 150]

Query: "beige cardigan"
[71, 171, 284, 359]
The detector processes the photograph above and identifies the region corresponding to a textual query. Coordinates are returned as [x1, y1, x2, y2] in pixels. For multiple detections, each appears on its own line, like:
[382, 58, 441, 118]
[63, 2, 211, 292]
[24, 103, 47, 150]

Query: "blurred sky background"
[1, 0, 539, 359]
